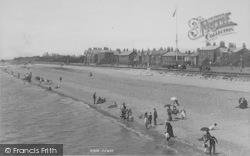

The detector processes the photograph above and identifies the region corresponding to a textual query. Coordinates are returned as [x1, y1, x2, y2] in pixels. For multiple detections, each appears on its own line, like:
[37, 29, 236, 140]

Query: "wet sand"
[2, 64, 250, 156]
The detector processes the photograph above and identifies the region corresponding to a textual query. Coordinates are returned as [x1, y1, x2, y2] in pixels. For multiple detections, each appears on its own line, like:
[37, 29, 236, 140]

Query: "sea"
[0, 71, 204, 156]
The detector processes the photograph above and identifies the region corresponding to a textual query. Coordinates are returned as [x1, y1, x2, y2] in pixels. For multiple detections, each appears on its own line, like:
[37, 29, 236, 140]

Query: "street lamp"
[240, 55, 243, 72]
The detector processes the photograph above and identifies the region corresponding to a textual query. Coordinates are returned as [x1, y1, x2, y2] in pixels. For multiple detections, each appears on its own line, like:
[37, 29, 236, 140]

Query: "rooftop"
[200, 45, 220, 50]
[162, 51, 188, 57]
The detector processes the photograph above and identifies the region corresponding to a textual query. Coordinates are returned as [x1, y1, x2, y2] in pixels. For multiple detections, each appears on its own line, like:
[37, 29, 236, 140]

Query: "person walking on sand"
[59, 77, 62, 82]
[144, 112, 149, 129]
[148, 112, 152, 127]
[153, 108, 158, 126]
[165, 122, 174, 138]
[167, 106, 172, 121]
[93, 92, 96, 104]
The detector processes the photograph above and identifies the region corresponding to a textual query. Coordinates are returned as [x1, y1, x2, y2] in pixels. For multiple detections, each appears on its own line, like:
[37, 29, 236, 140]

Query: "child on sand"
[164, 130, 170, 145]
[180, 109, 186, 119]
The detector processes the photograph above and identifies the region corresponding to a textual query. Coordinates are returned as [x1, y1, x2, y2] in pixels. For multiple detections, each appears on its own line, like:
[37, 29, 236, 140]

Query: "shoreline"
[1, 64, 250, 156]
[0, 69, 206, 156]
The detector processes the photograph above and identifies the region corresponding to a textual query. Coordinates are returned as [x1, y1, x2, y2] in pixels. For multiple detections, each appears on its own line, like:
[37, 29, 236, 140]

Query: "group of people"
[22, 72, 32, 82]
[93, 92, 106, 104]
[120, 103, 134, 121]
[166, 99, 186, 121]
[143, 108, 158, 129]
[198, 130, 218, 154]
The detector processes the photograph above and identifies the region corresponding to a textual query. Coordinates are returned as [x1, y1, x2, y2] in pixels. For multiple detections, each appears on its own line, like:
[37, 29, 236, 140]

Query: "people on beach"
[237, 97, 248, 109]
[93, 92, 96, 104]
[59, 76, 62, 82]
[48, 86, 52, 91]
[180, 109, 186, 119]
[148, 112, 152, 127]
[167, 106, 172, 121]
[144, 112, 149, 129]
[153, 108, 158, 126]
[165, 122, 174, 138]
[198, 132, 218, 154]
[121, 103, 127, 119]
[164, 130, 170, 145]
[96, 97, 106, 104]
[127, 109, 133, 121]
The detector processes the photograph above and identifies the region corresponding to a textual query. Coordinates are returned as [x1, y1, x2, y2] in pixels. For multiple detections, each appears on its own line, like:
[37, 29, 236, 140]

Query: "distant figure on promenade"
[18, 73, 20, 78]
[153, 108, 158, 126]
[144, 112, 149, 129]
[59, 77, 62, 82]
[93, 92, 96, 104]
[148, 112, 152, 127]
[165, 122, 174, 138]
[89, 72, 92, 76]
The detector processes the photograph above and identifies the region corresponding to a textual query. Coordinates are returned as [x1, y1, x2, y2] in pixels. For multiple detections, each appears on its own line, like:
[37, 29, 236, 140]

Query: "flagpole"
[175, 6, 178, 61]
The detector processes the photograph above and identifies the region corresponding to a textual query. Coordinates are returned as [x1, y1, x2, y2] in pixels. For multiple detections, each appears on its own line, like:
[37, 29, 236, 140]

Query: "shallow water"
[0, 72, 186, 155]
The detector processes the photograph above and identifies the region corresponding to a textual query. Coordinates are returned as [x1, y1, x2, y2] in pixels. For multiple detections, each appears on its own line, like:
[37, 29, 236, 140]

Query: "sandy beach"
[1, 64, 250, 156]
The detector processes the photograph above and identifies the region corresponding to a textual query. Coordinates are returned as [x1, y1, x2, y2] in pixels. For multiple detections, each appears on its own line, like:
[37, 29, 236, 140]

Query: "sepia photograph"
[0, 0, 250, 155]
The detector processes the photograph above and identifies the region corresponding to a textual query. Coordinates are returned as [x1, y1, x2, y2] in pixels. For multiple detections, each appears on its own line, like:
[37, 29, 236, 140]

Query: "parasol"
[200, 127, 210, 132]
[164, 104, 172, 108]
[171, 97, 177, 101]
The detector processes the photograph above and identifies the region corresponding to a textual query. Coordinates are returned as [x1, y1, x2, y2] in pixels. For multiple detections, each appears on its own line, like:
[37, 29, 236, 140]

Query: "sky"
[0, 0, 250, 59]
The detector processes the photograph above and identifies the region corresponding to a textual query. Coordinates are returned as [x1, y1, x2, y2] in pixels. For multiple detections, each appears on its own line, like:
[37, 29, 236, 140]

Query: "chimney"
[220, 41, 225, 47]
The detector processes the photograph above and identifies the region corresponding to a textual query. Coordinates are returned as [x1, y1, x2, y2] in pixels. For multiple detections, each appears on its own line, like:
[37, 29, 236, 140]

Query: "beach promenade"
[1, 64, 250, 156]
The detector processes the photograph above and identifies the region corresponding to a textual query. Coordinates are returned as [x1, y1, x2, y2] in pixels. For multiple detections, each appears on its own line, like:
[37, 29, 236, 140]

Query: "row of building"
[84, 41, 249, 67]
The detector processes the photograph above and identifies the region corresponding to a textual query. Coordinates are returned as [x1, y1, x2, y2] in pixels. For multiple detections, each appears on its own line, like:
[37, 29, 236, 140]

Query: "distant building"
[84, 48, 100, 64]
[118, 50, 137, 65]
[162, 51, 188, 65]
[198, 41, 226, 65]
[151, 49, 168, 66]
[188, 52, 199, 66]
[227, 43, 249, 67]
